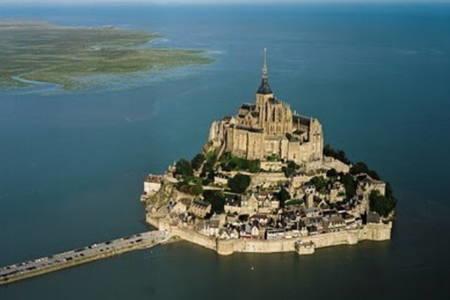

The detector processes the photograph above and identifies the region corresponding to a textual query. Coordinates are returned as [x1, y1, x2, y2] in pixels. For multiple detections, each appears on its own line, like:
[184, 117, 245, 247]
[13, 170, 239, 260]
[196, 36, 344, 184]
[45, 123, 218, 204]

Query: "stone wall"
[250, 172, 288, 187]
[171, 227, 217, 251]
[147, 216, 392, 256]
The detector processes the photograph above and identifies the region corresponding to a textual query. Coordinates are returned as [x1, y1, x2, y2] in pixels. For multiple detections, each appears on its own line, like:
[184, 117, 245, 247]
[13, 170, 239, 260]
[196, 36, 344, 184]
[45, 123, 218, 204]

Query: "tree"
[191, 153, 205, 171]
[326, 168, 338, 178]
[175, 159, 193, 177]
[220, 152, 260, 173]
[176, 181, 203, 196]
[228, 173, 251, 194]
[350, 162, 380, 180]
[341, 173, 356, 198]
[203, 190, 226, 214]
[309, 176, 328, 194]
[282, 160, 299, 177]
[267, 153, 280, 162]
[247, 159, 261, 173]
[201, 152, 217, 178]
[369, 190, 396, 217]
[323, 144, 351, 164]
[276, 187, 291, 208]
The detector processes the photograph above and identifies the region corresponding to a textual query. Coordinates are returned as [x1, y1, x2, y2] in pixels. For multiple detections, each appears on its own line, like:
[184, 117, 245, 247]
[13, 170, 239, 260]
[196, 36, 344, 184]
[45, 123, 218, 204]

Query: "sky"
[2, 0, 450, 5]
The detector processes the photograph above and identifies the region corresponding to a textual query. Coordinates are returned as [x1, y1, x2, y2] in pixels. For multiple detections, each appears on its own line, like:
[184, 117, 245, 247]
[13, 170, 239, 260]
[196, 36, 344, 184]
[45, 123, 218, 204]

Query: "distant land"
[0, 22, 212, 90]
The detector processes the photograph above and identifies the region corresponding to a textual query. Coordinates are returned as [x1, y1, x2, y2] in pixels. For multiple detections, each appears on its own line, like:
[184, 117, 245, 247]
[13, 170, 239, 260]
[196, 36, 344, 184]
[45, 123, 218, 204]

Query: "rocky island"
[141, 49, 396, 255]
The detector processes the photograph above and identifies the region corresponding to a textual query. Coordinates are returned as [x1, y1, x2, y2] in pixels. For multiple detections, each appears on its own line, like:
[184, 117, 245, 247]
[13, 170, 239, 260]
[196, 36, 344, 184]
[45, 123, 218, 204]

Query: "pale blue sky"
[2, 0, 450, 4]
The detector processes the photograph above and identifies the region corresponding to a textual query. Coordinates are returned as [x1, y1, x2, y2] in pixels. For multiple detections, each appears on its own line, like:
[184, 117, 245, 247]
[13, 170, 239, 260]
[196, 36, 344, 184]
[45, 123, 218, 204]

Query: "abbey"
[208, 49, 324, 164]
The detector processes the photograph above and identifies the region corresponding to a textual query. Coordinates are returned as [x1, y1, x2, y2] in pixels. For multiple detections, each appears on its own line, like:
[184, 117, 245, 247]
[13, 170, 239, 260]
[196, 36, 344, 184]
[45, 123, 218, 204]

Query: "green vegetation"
[176, 181, 203, 196]
[201, 151, 218, 184]
[276, 187, 291, 208]
[282, 160, 300, 177]
[285, 199, 304, 206]
[220, 152, 260, 173]
[341, 173, 357, 198]
[191, 153, 205, 171]
[175, 159, 193, 177]
[0, 22, 211, 90]
[266, 153, 280, 162]
[323, 144, 351, 164]
[308, 176, 328, 194]
[203, 190, 226, 214]
[326, 168, 338, 178]
[369, 190, 396, 217]
[350, 162, 380, 180]
[228, 173, 251, 194]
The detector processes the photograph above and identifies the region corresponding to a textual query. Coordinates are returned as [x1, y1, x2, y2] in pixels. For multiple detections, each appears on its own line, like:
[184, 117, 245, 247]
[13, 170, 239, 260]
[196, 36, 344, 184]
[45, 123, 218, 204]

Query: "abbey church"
[208, 49, 324, 164]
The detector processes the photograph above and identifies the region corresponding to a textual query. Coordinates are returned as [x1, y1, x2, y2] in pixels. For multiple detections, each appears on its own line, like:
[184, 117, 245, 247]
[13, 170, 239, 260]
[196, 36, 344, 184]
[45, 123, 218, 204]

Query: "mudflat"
[0, 22, 211, 90]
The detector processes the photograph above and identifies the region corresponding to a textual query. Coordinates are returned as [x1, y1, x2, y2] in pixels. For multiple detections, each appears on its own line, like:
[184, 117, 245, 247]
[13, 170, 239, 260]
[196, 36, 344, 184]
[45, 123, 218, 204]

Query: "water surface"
[1, 4, 450, 299]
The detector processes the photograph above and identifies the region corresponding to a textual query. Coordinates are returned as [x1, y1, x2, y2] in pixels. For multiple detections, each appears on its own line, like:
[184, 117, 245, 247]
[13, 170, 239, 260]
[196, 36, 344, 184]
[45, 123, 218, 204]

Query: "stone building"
[208, 49, 324, 165]
[189, 199, 211, 219]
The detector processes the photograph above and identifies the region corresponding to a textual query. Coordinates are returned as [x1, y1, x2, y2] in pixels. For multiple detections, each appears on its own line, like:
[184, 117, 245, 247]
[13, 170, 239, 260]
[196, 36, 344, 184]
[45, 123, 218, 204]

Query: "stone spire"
[257, 48, 273, 95]
[262, 47, 268, 79]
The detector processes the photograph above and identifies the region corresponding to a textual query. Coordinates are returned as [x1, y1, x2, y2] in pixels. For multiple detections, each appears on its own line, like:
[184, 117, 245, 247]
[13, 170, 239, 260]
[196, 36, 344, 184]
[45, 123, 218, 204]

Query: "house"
[214, 175, 228, 186]
[241, 193, 258, 213]
[171, 198, 190, 214]
[207, 220, 220, 237]
[326, 214, 346, 231]
[329, 182, 346, 203]
[304, 184, 316, 195]
[230, 228, 240, 239]
[219, 229, 231, 240]
[251, 225, 260, 238]
[143, 174, 162, 196]
[304, 207, 321, 218]
[189, 199, 211, 219]
[266, 228, 285, 240]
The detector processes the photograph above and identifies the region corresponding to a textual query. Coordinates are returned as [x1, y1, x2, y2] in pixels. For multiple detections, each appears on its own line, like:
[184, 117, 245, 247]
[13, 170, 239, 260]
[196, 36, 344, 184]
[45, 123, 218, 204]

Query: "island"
[0, 49, 398, 286]
[0, 22, 211, 90]
[141, 49, 396, 256]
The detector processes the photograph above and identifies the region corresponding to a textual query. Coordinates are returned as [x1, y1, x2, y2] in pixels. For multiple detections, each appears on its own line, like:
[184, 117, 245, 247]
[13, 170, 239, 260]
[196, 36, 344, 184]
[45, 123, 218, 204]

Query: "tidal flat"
[0, 22, 211, 90]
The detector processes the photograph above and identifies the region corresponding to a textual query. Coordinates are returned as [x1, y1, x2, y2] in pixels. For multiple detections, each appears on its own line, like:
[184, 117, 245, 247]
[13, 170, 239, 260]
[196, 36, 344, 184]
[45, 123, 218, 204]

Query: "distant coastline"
[0, 21, 212, 91]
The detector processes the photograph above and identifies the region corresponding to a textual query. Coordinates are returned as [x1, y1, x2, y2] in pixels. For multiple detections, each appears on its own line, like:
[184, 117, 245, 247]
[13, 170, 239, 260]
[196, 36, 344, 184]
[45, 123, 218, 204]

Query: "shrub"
[326, 168, 338, 178]
[369, 190, 396, 217]
[276, 187, 291, 208]
[176, 181, 203, 196]
[282, 160, 299, 177]
[191, 153, 205, 171]
[228, 173, 251, 194]
[341, 173, 357, 198]
[324, 144, 351, 164]
[309, 176, 328, 194]
[220, 152, 260, 173]
[203, 190, 226, 214]
[267, 153, 280, 162]
[175, 159, 193, 177]
[350, 161, 380, 180]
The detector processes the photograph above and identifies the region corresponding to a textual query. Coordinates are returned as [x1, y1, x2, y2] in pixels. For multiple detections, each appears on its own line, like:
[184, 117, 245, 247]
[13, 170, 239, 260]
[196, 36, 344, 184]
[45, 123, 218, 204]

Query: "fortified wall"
[147, 214, 392, 256]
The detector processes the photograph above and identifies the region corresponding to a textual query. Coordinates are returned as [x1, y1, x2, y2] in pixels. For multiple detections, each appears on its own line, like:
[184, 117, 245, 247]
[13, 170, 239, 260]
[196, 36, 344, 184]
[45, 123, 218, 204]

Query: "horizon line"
[2, 0, 450, 6]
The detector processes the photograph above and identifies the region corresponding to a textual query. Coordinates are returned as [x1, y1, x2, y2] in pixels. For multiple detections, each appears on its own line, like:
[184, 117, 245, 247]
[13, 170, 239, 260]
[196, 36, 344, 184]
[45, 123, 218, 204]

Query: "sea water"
[0, 4, 450, 299]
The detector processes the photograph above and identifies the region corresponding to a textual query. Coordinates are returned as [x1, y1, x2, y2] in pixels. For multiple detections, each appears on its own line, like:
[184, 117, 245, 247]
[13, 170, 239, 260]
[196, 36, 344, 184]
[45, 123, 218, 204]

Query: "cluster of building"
[146, 166, 385, 241]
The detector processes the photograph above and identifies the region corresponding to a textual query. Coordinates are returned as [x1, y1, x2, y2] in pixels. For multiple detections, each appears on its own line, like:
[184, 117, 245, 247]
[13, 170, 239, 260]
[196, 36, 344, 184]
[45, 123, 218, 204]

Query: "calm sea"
[1, 4, 450, 299]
